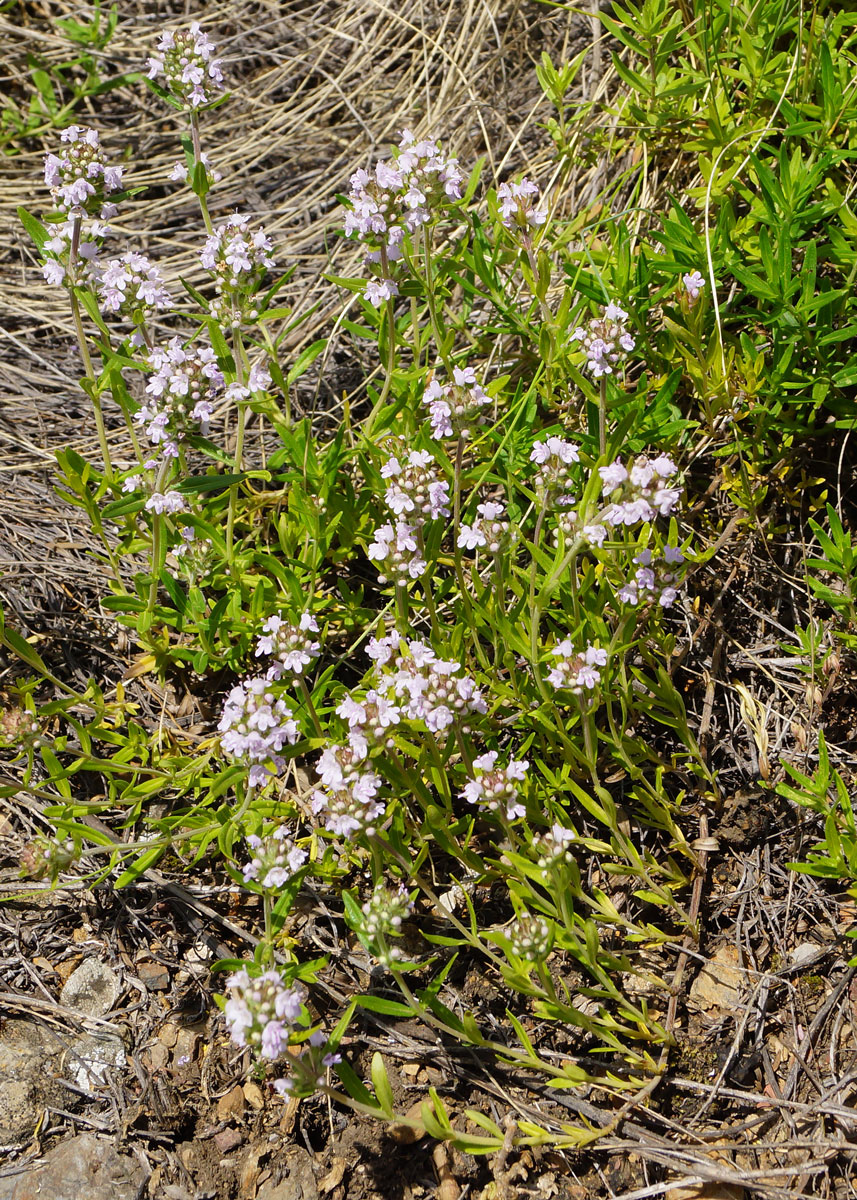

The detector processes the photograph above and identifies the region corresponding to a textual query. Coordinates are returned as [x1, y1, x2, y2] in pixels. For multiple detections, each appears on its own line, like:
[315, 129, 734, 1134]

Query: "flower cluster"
[372, 637, 487, 734]
[200, 214, 275, 327]
[218, 678, 300, 787]
[381, 448, 449, 522]
[19, 835, 77, 883]
[497, 177, 547, 233]
[535, 823, 577, 871]
[599, 454, 681, 525]
[458, 500, 510, 553]
[170, 524, 216, 581]
[367, 521, 425, 585]
[0, 704, 42, 749]
[145, 489, 187, 515]
[336, 689, 401, 757]
[242, 827, 308, 890]
[344, 129, 464, 306]
[147, 24, 224, 108]
[273, 1032, 342, 1099]
[41, 216, 107, 288]
[353, 881, 414, 967]
[422, 366, 489, 440]
[44, 126, 123, 217]
[570, 301, 636, 378]
[255, 613, 320, 680]
[139, 336, 222, 456]
[460, 751, 529, 821]
[683, 270, 705, 306]
[223, 968, 306, 1061]
[506, 913, 553, 964]
[547, 642, 607, 695]
[95, 251, 172, 321]
[311, 745, 385, 838]
[530, 436, 580, 506]
[617, 545, 685, 608]
[224, 361, 272, 404]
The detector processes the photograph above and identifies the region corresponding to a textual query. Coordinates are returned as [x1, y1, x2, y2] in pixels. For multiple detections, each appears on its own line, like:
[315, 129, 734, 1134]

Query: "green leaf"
[370, 1053, 395, 1117]
[18, 207, 49, 252]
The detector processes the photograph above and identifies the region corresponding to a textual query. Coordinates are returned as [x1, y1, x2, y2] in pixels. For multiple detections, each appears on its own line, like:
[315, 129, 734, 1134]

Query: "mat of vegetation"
[2, 1, 857, 1198]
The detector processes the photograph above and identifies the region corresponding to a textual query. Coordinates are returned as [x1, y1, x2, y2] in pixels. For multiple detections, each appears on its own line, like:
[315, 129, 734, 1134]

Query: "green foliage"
[9, 0, 857, 1155]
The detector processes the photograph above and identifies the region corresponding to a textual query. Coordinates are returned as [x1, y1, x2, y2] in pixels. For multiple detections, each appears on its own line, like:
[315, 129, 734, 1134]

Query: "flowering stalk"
[146, 457, 173, 615]
[69, 218, 113, 481]
[598, 376, 607, 458]
[225, 328, 248, 571]
[189, 111, 214, 236]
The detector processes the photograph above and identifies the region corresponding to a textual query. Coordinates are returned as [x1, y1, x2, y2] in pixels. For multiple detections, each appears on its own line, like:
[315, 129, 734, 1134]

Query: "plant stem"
[226, 329, 249, 571]
[298, 676, 324, 739]
[598, 376, 607, 458]
[69, 217, 113, 481]
[146, 458, 172, 613]
[422, 228, 454, 376]
[189, 111, 214, 236]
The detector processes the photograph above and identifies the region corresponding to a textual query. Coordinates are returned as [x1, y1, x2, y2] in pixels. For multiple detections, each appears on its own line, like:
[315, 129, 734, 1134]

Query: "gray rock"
[0, 1133, 147, 1200]
[0, 1021, 68, 1146]
[59, 959, 120, 1017]
[62, 1032, 126, 1093]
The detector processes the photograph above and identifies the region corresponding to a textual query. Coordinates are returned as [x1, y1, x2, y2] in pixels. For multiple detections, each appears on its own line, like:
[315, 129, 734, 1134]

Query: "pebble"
[59, 959, 120, 1017]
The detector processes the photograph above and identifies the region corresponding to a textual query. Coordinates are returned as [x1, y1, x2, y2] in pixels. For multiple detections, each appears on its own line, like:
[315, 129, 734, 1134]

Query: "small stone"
[144, 1043, 170, 1072]
[59, 959, 120, 1017]
[137, 960, 170, 990]
[214, 1127, 245, 1154]
[157, 1023, 180, 1049]
[216, 1083, 245, 1122]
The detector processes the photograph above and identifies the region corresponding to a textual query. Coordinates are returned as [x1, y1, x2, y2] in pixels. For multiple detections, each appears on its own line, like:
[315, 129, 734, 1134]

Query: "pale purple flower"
[600, 454, 681, 526]
[536, 823, 577, 870]
[547, 641, 607, 695]
[336, 689, 401, 756]
[583, 524, 608, 548]
[201, 214, 275, 325]
[145, 490, 187, 515]
[43, 126, 123, 217]
[255, 613, 320, 680]
[372, 638, 486, 734]
[170, 151, 222, 185]
[345, 130, 464, 304]
[248, 362, 272, 392]
[311, 745, 385, 839]
[382, 447, 449, 523]
[497, 177, 547, 232]
[570, 301, 636, 377]
[94, 250, 171, 319]
[422, 366, 489, 439]
[147, 23, 224, 108]
[458, 499, 510, 554]
[367, 520, 426, 585]
[461, 751, 529, 820]
[223, 967, 306, 1061]
[683, 270, 705, 304]
[218, 677, 300, 787]
[530, 437, 580, 504]
[242, 827, 307, 889]
[364, 277, 399, 307]
[140, 336, 222, 456]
